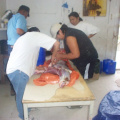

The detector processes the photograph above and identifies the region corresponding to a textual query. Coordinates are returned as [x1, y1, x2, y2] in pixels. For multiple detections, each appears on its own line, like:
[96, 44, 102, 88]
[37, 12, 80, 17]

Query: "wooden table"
[22, 68, 95, 120]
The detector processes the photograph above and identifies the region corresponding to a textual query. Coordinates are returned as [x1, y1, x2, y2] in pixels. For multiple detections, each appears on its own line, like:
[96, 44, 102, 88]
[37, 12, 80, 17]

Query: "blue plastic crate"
[103, 59, 116, 74]
[37, 47, 46, 66]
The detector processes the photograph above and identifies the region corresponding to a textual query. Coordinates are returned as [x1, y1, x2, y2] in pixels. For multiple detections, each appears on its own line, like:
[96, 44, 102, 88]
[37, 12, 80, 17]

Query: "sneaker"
[92, 73, 99, 80]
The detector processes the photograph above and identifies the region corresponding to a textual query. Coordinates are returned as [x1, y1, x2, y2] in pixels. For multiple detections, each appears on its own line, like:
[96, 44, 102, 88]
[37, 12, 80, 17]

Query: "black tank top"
[64, 28, 98, 63]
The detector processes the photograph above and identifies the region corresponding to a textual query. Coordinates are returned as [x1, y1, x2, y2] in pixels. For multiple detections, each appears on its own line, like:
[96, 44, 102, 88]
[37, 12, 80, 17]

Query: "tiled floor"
[0, 71, 120, 120]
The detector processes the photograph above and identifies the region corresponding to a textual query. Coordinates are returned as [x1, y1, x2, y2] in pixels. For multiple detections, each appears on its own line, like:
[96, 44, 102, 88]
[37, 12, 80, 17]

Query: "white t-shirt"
[67, 21, 100, 36]
[6, 32, 56, 77]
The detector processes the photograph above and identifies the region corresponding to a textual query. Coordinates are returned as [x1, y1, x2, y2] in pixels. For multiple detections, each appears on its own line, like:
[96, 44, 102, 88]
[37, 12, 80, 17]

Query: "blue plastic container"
[103, 59, 116, 74]
[37, 47, 46, 66]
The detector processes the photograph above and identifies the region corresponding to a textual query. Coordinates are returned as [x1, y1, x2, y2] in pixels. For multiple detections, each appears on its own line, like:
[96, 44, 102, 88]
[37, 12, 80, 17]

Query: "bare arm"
[51, 40, 60, 64]
[56, 36, 80, 60]
[16, 28, 25, 35]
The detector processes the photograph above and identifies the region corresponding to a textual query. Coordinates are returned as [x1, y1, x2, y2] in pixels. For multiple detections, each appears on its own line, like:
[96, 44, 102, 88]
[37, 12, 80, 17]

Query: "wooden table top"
[22, 66, 95, 103]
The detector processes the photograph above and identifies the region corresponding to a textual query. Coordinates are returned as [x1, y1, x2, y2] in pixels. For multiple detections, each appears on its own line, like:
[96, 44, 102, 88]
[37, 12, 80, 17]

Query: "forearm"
[51, 41, 60, 64]
[58, 52, 80, 60]
[16, 28, 25, 35]
[52, 41, 60, 56]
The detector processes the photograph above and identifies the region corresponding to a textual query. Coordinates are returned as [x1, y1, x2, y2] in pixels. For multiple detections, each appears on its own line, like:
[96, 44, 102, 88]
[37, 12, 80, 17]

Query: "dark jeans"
[7, 45, 14, 92]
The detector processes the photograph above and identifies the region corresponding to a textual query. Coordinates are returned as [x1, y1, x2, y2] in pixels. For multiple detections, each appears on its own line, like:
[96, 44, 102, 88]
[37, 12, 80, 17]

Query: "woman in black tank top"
[50, 23, 99, 79]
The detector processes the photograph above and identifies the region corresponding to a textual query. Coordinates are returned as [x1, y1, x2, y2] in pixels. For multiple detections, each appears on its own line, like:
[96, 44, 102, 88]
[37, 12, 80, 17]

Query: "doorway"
[116, 24, 120, 69]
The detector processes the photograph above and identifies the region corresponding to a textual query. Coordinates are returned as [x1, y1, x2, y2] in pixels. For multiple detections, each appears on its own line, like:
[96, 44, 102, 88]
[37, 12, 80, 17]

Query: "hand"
[51, 54, 57, 65]
[56, 53, 62, 61]
[36, 66, 45, 71]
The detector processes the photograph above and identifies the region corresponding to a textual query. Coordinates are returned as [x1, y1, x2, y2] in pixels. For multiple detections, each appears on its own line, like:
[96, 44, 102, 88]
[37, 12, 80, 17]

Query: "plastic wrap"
[93, 90, 120, 120]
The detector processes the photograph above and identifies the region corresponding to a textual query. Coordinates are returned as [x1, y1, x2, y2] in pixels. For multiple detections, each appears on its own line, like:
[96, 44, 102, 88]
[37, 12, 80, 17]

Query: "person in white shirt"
[68, 12, 100, 38]
[6, 27, 60, 120]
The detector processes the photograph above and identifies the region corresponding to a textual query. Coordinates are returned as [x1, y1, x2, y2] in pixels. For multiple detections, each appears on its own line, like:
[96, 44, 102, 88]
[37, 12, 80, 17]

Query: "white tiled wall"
[0, 0, 6, 18]
[3, 0, 120, 60]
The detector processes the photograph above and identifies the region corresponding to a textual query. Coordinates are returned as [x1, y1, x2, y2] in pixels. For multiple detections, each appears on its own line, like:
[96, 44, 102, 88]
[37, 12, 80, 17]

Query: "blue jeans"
[7, 70, 29, 120]
[7, 45, 13, 55]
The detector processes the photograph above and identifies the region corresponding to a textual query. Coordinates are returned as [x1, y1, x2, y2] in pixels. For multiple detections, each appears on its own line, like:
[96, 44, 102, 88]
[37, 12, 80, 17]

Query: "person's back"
[6, 32, 57, 77]
[7, 5, 30, 48]
[7, 13, 27, 45]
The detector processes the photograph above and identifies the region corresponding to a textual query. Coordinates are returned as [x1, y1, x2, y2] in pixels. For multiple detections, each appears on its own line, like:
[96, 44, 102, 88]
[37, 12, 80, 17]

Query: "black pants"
[73, 58, 100, 79]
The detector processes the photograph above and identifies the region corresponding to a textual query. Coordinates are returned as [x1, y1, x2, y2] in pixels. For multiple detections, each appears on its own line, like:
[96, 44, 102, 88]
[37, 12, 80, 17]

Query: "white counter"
[0, 28, 7, 30]
[0, 28, 7, 40]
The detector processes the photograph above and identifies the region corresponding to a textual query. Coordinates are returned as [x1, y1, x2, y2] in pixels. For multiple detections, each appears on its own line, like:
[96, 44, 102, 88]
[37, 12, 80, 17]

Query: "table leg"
[23, 104, 28, 120]
[88, 101, 94, 120]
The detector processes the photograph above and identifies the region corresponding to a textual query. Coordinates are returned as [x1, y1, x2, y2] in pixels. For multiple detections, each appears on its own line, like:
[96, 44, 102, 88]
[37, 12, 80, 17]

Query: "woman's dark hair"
[60, 24, 68, 34]
[27, 27, 40, 32]
[68, 12, 83, 21]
